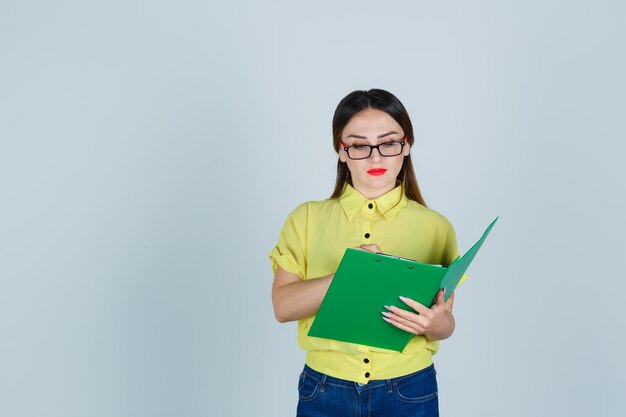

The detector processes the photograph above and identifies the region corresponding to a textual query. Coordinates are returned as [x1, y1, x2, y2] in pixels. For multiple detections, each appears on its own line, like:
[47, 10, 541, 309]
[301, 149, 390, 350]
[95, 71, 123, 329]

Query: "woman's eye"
[381, 142, 396, 148]
[352, 145, 367, 150]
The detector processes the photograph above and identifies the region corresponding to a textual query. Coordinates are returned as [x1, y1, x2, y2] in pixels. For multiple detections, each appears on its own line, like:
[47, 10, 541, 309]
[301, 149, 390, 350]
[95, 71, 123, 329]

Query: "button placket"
[363, 355, 371, 381]
[360, 203, 375, 243]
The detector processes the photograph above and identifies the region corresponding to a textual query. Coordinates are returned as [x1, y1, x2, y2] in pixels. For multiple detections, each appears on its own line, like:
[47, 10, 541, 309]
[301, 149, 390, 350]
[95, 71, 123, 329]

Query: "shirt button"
[363, 358, 370, 363]
[368, 203, 373, 209]
[365, 372, 370, 378]
[364, 233, 370, 239]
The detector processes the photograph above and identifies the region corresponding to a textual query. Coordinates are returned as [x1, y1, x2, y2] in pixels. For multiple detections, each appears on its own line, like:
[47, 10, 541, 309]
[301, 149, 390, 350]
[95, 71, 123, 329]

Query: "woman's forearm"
[272, 274, 333, 323]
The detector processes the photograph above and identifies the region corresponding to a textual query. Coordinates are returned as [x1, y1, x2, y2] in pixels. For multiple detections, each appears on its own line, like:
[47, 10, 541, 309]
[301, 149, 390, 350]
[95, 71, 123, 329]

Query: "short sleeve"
[268, 203, 308, 279]
[441, 217, 469, 288]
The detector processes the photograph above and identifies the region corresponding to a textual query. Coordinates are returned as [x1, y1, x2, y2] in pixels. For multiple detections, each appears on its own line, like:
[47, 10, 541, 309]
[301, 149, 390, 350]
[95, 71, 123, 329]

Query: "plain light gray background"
[1, 1, 625, 416]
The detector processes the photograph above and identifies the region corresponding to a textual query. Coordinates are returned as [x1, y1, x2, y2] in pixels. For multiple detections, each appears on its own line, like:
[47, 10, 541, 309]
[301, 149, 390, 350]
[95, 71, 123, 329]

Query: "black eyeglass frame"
[341, 138, 408, 160]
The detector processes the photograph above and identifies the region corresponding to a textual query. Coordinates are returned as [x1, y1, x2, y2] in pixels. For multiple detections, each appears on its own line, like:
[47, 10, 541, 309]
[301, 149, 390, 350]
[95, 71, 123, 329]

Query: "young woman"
[270, 89, 462, 417]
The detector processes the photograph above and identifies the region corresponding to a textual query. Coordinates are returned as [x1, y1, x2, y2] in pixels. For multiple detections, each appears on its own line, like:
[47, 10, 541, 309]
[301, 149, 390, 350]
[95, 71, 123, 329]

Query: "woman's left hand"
[382, 289, 456, 341]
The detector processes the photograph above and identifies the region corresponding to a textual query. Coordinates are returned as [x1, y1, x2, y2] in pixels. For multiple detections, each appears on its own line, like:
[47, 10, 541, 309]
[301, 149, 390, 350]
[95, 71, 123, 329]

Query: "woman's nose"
[369, 147, 383, 161]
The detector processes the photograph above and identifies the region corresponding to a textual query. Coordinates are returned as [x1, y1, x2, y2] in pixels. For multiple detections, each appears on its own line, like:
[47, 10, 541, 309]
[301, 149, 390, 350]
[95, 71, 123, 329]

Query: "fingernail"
[383, 305, 392, 310]
[381, 311, 392, 318]
[399, 296, 407, 301]
[382, 316, 391, 323]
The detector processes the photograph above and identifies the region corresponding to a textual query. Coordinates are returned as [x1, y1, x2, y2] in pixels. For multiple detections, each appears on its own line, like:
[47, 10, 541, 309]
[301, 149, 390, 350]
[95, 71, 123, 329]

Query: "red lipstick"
[367, 168, 387, 176]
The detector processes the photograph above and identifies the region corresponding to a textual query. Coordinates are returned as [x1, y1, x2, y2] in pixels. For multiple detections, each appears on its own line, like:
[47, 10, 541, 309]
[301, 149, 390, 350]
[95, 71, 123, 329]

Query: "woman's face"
[338, 108, 410, 200]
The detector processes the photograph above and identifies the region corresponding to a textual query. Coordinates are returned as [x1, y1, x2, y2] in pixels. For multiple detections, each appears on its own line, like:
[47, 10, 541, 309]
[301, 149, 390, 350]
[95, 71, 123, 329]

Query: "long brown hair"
[330, 89, 426, 206]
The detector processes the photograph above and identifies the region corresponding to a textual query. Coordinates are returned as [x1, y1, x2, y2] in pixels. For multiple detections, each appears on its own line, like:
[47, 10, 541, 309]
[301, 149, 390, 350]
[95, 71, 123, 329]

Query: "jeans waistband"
[302, 363, 436, 391]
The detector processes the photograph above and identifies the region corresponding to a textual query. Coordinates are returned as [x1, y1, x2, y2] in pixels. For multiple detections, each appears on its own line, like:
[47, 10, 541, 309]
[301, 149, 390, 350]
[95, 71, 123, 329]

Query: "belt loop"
[320, 374, 327, 393]
[386, 378, 393, 394]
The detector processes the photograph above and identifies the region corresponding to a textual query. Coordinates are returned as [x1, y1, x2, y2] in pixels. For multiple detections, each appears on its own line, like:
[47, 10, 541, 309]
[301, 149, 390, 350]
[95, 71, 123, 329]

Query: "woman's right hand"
[356, 243, 383, 253]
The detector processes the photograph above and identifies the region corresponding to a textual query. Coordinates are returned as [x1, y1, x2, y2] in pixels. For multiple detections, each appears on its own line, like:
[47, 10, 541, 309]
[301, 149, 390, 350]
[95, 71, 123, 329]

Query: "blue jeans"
[296, 364, 439, 417]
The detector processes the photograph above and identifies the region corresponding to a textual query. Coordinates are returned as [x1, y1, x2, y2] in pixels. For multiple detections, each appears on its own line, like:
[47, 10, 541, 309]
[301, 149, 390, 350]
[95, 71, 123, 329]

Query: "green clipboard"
[307, 217, 498, 352]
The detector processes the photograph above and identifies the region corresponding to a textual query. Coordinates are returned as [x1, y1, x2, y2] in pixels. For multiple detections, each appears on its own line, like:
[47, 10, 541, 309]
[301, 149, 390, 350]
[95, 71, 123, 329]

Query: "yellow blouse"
[269, 184, 464, 384]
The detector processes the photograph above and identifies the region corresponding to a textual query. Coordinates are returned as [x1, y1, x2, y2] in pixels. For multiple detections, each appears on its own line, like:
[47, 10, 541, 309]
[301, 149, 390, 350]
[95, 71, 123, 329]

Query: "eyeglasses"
[342, 139, 407, 160]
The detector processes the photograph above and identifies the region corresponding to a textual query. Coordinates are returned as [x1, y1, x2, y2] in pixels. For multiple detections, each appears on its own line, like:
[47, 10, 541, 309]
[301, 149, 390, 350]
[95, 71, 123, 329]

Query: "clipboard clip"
[375, 252, 417, 263]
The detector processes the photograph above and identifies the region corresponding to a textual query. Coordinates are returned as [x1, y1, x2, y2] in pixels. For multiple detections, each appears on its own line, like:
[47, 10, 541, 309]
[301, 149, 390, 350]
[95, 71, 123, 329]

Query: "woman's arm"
[271, 243, 383, 323]
[381, 290, 456, 341]
[271, 266, 333, 323]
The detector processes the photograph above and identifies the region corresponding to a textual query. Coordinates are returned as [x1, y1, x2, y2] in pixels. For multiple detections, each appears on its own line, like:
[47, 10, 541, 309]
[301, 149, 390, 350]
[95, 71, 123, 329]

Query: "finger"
[358, 244, 382, 253]
[435, 289, 445, 306]
[398, 296, 430, 315]
[384, 305, 428, 326]
[444, 291, 455, 310]
[382, 313, 423, 335]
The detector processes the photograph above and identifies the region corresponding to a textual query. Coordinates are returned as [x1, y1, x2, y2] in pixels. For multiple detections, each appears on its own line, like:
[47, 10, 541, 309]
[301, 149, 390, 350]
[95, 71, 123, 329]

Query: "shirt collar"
[338, 183, 408, 220]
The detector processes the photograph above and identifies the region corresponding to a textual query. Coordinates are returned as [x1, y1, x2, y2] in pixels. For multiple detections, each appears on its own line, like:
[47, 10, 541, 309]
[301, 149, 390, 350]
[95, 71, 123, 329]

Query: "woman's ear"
[403, 142, 411, 156]
[338, 147, 347, 163]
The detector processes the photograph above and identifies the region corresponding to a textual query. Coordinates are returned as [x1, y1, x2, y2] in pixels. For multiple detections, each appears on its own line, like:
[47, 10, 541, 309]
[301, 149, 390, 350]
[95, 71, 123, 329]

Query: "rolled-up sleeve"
[269, 203, 308, 279]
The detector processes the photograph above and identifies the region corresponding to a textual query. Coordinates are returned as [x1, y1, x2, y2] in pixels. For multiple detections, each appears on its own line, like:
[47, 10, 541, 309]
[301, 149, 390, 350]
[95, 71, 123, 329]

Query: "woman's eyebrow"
[346, 131, 400, 140]
[377, 131, 400, 138]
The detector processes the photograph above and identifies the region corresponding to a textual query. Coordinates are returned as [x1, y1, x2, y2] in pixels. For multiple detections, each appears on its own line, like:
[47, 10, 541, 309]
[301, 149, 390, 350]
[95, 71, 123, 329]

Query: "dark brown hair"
[330, 89, 426, 206]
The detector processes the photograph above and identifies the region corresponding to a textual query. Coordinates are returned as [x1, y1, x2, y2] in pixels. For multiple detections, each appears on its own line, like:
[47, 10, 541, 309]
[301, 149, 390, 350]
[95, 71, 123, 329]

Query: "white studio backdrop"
[1, 1, 625, 416]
